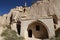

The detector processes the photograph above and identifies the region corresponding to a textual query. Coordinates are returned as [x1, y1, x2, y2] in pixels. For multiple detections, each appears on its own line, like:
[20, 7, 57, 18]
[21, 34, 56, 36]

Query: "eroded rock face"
[0, 0, 60, 40]
[0, 0, 60, 30]
[30, 0, 49, 17]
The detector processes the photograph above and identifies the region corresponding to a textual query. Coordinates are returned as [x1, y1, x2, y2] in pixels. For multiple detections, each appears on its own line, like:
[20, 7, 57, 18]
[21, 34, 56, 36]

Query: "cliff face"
[30, 0, 60, 19]
[0, 0, 60, 26]
[49, 0, 60, 19]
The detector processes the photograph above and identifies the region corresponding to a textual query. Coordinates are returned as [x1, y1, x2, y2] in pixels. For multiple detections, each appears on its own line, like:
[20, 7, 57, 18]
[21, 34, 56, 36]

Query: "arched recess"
[16, 21, 21, 35]
[27, 20, 49, 39]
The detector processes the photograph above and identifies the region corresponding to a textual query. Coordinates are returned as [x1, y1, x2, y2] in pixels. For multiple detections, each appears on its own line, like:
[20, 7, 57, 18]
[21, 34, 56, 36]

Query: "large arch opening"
[27, 20, 49, 39]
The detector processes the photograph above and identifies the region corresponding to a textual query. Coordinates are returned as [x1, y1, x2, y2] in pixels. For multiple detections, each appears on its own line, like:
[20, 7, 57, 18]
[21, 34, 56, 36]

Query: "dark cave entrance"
[28, 30, 32, 37]
[16, 21, 21, 35]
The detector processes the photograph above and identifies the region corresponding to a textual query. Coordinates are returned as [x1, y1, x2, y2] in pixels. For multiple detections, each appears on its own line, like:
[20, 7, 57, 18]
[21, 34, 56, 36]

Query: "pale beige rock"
[0, 0, 60, 40]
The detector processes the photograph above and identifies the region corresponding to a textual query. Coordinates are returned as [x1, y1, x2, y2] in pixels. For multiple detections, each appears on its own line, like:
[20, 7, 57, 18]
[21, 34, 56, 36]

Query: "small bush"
[1, 29, 24, 40]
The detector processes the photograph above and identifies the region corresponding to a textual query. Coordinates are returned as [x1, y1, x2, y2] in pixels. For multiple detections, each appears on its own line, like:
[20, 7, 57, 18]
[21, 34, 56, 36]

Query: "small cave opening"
[53, 14, 58, 24]
[10, 14, 13, 24]
[28, 30, 32, 37]
[16, 21, 21, 35]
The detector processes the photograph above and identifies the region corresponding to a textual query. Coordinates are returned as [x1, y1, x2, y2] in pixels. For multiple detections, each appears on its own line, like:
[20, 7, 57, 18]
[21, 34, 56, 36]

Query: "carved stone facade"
[0, 0, 60, 40]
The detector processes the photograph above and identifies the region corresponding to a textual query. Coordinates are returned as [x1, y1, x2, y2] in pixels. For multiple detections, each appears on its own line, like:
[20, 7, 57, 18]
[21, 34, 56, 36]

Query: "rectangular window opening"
[36, 25, 40, 31]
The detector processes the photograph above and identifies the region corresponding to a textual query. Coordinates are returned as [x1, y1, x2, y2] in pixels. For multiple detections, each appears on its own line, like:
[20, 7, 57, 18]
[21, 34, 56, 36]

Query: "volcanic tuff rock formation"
[0, 0, 60, 40]
[0, 0, 59, 25]
[0, 0, 60, 30]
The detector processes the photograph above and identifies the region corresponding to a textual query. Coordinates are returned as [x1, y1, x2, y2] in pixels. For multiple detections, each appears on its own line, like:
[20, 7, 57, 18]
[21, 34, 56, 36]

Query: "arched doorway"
[27, 21, 49, 39]
[28, 29, 32, 37]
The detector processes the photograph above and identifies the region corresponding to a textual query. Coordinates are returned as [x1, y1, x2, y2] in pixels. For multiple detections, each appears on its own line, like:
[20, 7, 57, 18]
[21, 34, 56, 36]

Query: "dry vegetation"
[1, 25, 24, 40]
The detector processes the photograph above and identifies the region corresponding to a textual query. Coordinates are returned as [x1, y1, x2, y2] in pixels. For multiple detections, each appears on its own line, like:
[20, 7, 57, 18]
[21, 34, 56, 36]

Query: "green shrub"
[1, 29, 24, 40]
